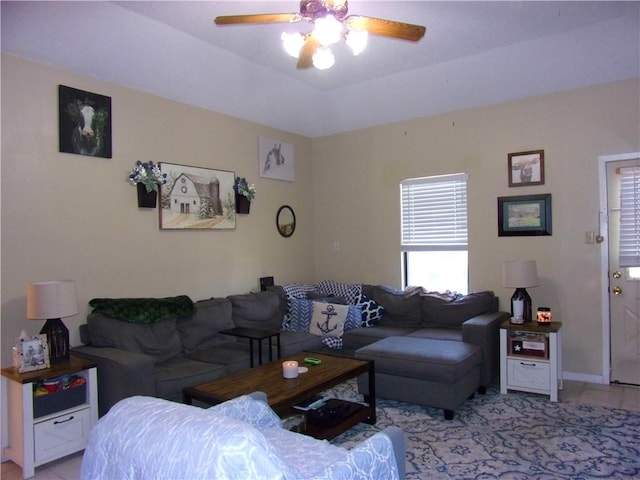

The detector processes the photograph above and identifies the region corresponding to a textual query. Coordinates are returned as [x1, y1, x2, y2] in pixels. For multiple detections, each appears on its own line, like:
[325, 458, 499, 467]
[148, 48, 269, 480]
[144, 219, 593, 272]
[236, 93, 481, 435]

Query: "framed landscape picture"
[508, 150, 544, 187]
[498, 194, 552, 236]
[159, 163, 236, 230]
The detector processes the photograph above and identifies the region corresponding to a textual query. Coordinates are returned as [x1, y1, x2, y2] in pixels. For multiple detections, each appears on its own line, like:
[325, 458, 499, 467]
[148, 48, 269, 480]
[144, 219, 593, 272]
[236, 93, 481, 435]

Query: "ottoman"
[355, 336, 481, 420]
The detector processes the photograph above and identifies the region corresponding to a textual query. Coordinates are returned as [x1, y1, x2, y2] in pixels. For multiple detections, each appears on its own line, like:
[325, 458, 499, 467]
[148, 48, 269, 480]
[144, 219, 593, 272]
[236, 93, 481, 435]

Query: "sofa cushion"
[87, 312, 182, 362]
[228, 291, 283, 330]
[343, 325, 419, 350]
[176, 298, 234, 353]
[184, 345, 250, 373]
[363, 285, 422, 328]
[355, 336, 481, 384]
[421, 291, 497, 329]
[154, 356, 228, 400]
[88, 296, 195, 324]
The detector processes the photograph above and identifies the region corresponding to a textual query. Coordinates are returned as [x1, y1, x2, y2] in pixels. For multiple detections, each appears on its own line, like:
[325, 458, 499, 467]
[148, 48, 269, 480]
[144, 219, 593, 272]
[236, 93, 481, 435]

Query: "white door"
[607, 158, 640, 385]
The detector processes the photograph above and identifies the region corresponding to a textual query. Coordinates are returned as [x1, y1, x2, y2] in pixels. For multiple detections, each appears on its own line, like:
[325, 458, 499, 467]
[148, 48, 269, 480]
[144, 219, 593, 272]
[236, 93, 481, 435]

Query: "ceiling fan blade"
[344, 16, 426, 41]
[214, 13, 301, 25]
[297, 35, 320, 69]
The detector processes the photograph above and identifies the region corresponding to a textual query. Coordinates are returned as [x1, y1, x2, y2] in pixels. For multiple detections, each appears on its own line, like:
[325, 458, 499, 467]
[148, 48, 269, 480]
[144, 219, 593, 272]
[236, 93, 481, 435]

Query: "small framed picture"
[16, 334, 50, 373]
[508, 150, 545, 187]
[498, 193, 552, 237]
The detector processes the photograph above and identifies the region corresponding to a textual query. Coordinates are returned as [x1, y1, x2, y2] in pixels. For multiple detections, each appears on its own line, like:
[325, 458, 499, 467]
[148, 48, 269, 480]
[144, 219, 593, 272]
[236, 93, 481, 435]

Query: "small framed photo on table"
[15, 334, 50, 373]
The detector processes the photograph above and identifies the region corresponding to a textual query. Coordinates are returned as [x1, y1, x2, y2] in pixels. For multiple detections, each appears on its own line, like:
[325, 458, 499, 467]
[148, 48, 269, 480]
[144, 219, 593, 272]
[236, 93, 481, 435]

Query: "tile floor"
[2, 381, 639, 480]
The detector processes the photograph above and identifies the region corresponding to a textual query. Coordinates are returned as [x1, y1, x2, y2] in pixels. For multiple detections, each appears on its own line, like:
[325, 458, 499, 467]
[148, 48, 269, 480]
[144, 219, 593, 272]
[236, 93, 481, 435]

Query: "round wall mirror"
[276, 205, 296, 238]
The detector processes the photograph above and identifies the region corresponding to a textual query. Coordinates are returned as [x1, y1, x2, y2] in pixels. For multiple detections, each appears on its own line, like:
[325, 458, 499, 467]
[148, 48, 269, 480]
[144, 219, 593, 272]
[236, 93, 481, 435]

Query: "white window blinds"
[619, 166, 640, 267]
[401, 173, 468, 251]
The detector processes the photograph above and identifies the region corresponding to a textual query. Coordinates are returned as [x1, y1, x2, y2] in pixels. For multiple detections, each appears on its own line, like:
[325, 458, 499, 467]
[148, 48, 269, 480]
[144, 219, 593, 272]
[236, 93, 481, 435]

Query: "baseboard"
[562, 371, 606, 384]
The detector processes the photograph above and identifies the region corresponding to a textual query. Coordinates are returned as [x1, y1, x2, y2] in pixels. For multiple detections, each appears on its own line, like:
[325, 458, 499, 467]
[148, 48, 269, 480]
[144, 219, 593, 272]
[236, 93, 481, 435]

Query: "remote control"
[304, 356, 322, 365]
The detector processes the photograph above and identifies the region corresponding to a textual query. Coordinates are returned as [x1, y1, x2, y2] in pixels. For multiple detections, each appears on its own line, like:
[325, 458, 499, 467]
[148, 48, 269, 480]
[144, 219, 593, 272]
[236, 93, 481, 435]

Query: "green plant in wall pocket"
[129, 161, 167, 208]
[234, 176, 256, 214]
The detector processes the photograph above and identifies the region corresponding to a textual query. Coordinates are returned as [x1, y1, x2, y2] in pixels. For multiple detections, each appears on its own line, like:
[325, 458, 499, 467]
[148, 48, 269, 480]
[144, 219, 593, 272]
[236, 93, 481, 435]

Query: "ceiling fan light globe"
[312, 47, 335, 70]
[313, 15, 343, 46]
[281, 32, 304, 58]
[346, 29, 367, 55]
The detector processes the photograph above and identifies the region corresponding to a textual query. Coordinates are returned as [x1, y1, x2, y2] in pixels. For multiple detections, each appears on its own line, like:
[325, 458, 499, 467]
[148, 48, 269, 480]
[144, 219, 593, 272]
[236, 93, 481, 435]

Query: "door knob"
[612, 271, 622, 279]
[612, 285, 623, 295]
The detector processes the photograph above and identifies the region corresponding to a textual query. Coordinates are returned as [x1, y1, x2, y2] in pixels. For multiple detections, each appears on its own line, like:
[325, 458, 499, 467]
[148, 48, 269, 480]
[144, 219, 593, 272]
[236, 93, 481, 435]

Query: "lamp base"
[39, 318, 69, 363]
[510, 288, 533, 323]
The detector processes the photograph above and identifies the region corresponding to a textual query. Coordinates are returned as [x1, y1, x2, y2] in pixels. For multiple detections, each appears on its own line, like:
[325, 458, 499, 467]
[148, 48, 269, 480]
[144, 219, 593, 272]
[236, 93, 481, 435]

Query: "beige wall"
[1, 54, 315, 366]
[3, 53, 639, 380]
[311, 77, 640, 379]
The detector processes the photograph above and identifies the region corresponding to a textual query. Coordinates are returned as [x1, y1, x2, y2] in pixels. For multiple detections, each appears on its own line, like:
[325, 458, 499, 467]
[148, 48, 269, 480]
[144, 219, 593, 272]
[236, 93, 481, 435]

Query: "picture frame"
[58, 85, 112, 158]
[15, 334, 50, 373]
[259, 137, 295, 181]
[159, 163, 236, 230]
[508, 149, 544, 187]
[498, 193, 552, 236]
[276, 205, 296, 237]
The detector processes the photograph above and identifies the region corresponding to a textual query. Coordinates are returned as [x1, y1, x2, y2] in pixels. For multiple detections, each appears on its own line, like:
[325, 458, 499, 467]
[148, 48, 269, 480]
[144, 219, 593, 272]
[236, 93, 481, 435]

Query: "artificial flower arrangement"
[234, 176, 256, 201]
[128, 161, 167, 192]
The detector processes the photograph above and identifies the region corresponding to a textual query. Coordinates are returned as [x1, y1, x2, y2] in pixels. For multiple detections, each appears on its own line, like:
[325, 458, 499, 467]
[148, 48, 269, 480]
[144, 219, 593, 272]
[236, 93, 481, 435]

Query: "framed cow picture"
[58, 85, 112, 158]
[508, 150, 544, 187]
[159, 163, 236, 230]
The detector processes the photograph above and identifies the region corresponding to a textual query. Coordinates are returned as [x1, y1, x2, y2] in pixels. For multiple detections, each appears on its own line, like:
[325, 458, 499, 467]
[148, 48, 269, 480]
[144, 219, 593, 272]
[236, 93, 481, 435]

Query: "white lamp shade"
[502, 260, 539, 288]
[27, 280, 78, 319]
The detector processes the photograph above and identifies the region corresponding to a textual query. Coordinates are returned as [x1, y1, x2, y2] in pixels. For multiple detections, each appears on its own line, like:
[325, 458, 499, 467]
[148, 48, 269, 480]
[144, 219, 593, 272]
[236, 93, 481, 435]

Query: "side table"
[500, 320, 563, 401]
[219, 327, 281, 367]
[1, 355, 98, 479]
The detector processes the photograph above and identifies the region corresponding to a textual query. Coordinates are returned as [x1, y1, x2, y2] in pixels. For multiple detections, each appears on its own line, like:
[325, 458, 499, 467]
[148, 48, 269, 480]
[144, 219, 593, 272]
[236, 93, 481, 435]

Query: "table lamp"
[502, 260, 538, 324]
[27, 280, 78, 363]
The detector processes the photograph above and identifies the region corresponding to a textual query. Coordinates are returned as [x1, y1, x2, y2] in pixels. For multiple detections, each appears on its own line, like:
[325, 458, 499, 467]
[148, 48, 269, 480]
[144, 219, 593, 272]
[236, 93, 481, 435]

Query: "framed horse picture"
[58, 85, 112, 158]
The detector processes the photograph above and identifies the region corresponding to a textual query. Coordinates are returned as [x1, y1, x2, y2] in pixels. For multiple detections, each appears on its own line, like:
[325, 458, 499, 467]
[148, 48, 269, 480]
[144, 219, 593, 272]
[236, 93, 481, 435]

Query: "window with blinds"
[619, 166, 640, 268]
[400, 173, 469, 293]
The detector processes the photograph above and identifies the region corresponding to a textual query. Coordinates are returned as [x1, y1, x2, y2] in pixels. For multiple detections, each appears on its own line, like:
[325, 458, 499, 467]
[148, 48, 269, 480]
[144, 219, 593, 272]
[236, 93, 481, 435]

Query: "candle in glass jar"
[282, 361, 299, 379]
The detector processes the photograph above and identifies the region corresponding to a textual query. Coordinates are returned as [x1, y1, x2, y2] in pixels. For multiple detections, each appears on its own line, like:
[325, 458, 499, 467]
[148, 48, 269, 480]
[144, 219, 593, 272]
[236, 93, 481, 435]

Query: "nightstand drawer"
[34, 407, 91, 464]
[507, 358, 550, 390]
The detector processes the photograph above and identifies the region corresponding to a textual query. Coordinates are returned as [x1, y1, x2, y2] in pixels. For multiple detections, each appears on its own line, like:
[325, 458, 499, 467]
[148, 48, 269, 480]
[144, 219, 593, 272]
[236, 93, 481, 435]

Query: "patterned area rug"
[327, 380, 640, 479]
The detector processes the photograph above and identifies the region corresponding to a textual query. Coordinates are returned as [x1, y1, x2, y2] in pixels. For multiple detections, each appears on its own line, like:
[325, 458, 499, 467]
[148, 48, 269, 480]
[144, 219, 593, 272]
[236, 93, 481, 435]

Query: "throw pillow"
[316, 280, 362, 305]
[308, 302, 361, 338]
[282, 283, 318, 300]
[355, 292, 386, 327]
[285, 298, 314, 332]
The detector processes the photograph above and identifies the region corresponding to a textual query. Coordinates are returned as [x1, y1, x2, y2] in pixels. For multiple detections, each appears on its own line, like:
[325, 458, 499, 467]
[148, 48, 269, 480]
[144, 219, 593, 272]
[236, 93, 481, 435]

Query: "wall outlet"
[333, 241, 340, 252]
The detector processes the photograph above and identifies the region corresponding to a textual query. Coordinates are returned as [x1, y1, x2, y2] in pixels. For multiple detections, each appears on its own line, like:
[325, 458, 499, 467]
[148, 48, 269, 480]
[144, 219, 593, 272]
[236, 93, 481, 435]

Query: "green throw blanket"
[89, 295, 195, 324]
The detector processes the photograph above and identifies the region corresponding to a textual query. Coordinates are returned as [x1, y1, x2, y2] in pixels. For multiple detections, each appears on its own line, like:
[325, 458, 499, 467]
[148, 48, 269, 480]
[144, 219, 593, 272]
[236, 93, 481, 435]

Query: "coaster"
[298, 366, 309, 374]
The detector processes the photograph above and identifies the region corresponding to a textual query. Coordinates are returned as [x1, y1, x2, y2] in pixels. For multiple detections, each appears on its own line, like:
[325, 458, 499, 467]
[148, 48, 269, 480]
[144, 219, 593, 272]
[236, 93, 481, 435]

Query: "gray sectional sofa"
[73, 284, 509, 417]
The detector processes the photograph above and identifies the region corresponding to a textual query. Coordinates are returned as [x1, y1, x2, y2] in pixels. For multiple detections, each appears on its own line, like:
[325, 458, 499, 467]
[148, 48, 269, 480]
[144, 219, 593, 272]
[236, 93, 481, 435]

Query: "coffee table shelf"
[184, 352, 375, 440]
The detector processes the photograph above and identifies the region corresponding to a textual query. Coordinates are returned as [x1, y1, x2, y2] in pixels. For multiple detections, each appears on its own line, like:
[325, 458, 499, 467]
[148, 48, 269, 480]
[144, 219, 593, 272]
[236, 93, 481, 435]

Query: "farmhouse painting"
[159, 163, 236, 230]
[58, 85, 112, 158]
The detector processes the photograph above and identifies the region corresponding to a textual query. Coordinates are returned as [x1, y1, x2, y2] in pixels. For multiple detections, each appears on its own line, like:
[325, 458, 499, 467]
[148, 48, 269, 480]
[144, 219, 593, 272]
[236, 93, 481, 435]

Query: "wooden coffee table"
[183, 352, 376, 440]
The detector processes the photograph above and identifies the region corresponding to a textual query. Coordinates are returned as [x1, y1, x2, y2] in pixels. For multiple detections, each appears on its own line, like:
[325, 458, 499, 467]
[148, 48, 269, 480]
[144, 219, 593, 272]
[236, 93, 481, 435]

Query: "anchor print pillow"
[309, 302, 361, 338]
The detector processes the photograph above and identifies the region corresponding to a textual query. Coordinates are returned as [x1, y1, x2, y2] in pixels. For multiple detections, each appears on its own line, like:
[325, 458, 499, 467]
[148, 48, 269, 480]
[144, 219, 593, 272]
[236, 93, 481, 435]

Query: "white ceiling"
[2, 1, 639, 137]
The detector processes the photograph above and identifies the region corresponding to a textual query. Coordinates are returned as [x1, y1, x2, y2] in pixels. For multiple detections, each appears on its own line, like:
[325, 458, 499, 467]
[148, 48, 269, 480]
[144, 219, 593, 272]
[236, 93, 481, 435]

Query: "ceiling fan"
[214, 0, 426, 70]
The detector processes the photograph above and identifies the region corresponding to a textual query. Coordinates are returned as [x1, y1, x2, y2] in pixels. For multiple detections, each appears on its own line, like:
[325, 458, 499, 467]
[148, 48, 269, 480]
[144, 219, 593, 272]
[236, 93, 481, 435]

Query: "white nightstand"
[500, 320, 563, 401]
[1, 355, 98, 479]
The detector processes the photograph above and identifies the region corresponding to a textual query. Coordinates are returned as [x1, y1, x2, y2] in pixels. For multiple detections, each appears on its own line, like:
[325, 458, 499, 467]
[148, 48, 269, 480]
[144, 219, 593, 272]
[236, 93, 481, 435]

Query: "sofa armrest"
[462, 311, 510, 386]
[72, 345, 156, 416]
[316, 426, 406, 480]
[207, 392, 282, 430]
